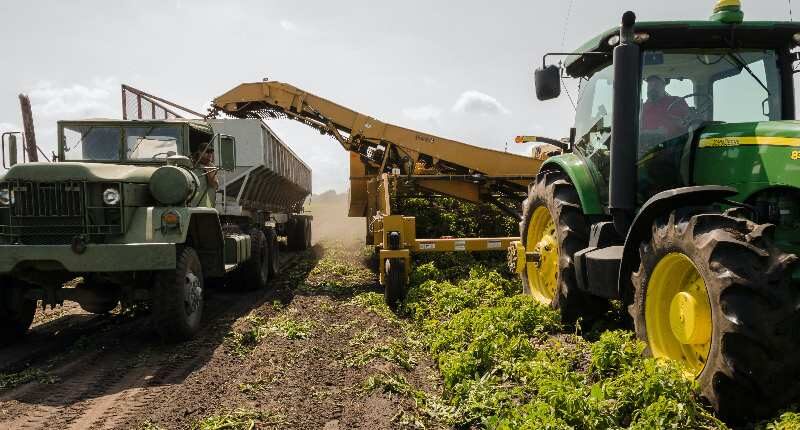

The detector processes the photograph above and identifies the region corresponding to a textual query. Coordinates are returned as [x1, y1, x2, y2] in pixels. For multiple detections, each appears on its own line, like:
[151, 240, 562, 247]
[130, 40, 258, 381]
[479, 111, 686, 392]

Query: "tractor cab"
[538, 1, 800, 210]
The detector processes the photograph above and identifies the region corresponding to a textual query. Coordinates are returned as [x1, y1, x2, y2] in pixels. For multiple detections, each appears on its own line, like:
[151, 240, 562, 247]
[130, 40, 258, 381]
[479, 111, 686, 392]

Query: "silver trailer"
[209, 118, 312, 251]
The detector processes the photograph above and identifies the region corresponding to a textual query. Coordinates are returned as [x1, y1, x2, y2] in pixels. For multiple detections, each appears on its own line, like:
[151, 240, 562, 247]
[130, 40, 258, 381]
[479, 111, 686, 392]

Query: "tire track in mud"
[0, 253, 305, 430]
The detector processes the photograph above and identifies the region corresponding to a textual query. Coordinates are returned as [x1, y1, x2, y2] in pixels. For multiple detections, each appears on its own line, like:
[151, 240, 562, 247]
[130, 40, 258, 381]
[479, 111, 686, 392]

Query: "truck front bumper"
[0, 243, 176, 273]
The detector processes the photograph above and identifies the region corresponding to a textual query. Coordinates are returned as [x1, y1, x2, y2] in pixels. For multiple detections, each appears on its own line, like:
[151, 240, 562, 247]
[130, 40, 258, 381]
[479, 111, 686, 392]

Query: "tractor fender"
[540, 154, 604, 215]
[617, 185, 738, 304]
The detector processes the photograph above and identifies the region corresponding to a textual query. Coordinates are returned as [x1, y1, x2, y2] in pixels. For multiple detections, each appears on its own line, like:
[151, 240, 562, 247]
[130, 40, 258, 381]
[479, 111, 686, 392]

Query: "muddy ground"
[0, 235, 443, 430]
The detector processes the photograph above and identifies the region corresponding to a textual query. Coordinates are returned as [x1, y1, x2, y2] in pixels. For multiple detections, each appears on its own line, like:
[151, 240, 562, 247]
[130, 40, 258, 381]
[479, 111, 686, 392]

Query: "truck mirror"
[8, 134, 18, 167]
[218, 135, 236, 171]
[534, 65, 562, 101]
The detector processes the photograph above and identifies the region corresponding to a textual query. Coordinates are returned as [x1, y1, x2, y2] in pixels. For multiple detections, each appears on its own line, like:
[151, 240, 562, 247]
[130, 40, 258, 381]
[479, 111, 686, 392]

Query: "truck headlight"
[0, 188, 11, 206]
[103, 188, 121, 205]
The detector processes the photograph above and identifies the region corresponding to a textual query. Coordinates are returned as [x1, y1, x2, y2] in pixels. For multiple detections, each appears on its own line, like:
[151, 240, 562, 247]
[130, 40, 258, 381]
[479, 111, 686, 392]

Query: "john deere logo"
[699, 137, 740, 147]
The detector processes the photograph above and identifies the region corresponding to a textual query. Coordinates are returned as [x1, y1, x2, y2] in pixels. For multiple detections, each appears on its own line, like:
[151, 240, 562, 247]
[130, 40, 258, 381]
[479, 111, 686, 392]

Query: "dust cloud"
[308, 190, 366, 249]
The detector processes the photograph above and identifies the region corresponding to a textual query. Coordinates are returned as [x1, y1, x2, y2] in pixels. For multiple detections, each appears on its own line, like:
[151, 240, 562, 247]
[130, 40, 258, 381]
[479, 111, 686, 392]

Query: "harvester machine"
[212, 82, 545, 305]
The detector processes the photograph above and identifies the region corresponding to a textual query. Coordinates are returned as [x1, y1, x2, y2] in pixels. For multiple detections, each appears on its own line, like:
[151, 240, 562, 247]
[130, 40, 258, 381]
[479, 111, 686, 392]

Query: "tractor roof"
[565, 20, 800, 77]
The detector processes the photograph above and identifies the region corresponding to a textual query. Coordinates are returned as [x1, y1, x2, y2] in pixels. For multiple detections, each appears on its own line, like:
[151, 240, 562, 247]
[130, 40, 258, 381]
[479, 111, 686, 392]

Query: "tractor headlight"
[0, 188, 11, 206]
[794, 33, 800, 45]
[102, 187, 121, 206]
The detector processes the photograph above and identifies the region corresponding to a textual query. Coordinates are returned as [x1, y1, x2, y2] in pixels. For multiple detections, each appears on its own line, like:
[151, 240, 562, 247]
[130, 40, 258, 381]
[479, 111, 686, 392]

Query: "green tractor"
[517, 0, 800, 421]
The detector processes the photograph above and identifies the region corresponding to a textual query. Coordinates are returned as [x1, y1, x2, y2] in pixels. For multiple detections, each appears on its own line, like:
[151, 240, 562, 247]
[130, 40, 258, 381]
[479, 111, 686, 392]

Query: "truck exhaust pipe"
[609, 11, 640, 236]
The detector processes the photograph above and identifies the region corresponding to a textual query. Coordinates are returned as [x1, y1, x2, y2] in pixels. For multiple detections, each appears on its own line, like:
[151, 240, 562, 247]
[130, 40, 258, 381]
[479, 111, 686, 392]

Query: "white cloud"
[452, 90, 510, 115]
[401, 105, 442, 121]
[279, 19, 297, 31]
[28, 77, 118, 118]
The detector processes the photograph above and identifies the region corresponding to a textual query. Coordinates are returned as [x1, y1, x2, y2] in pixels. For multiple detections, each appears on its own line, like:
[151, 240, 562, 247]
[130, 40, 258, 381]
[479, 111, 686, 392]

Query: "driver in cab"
[637, 75, 690, 199]
[191, 141, 219, 208]
[641, 75, 689, 140]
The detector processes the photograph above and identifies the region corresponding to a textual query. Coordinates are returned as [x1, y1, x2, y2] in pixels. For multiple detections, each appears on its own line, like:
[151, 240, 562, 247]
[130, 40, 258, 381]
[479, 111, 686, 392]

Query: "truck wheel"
[239, 230, 269, 290]
[304, 218, 312, 249]
[77, 280, 119, 314]
[0, 281, 36, 345]
[79, 297, 119, 315]
[152, 247, 204, 342]
[630, 209, 800, 422]
[384, 258, 406, 309]
[266, 228, 280, 278]
[288, 217, 310, 251]
[519, 171, 608, 325]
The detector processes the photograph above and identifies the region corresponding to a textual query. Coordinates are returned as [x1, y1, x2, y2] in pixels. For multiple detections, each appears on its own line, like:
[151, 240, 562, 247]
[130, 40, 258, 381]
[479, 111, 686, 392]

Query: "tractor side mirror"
[534, 65, 562, 101]
[218, 134, 236, 171]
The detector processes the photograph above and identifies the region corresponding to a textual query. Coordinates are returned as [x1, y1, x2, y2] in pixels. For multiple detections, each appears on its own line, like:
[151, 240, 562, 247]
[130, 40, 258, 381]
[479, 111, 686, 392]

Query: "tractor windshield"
[637, 49, 781, 200]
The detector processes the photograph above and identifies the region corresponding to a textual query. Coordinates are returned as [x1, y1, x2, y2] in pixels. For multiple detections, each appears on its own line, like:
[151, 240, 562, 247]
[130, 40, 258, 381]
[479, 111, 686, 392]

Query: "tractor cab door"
[573, 63, 615, 206]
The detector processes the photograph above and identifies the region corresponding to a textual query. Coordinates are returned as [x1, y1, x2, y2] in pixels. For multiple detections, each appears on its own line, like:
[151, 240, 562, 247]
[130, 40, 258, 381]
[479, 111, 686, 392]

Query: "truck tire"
[77, 280, 119, 314]
[78, 297, 119, 315]
[384, 258, 406, 309]
[238, 230, 269, 290]
[304, 218, 312, 249]
[266, 228, 280, 278]
[152, 247, 204, 342]
[630, 208, 800, 422]
[0, 281, 36, 345]
[519, 171, 608, 325]
[288, 217, 310, 251]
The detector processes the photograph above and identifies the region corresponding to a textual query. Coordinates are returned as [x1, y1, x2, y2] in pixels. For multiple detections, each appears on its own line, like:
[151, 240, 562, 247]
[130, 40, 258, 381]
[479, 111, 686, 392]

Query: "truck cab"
[0, 118, 289, 344]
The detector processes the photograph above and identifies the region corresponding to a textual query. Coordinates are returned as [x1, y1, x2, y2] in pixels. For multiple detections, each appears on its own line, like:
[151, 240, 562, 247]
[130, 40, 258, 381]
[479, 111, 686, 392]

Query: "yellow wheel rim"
[645, 252, 712, 376]
[525, 206, 559, 304]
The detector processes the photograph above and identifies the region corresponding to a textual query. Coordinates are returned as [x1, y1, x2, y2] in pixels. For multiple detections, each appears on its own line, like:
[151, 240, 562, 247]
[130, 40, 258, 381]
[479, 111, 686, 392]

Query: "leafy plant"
[269, 313, 313, 340]
[0, 368, 59, 390]
[192, 409, 284, 430]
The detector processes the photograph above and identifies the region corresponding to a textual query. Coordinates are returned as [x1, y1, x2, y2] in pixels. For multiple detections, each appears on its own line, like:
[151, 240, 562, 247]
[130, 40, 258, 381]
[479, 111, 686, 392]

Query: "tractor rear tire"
[0, 281, 36, 345]
[519, 171, 608, 326]
[630, 208, 800, 422]
[239, 229, 269, 290]
[152, 247, 204, 342]
[384, 258, 406, 309]
[266, 228, 280, 278]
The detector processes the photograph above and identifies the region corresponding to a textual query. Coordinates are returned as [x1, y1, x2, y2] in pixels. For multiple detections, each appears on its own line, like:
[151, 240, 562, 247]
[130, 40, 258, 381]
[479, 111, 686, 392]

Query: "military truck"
[517, 0, 800, 421]
[0, 117, 311, 343]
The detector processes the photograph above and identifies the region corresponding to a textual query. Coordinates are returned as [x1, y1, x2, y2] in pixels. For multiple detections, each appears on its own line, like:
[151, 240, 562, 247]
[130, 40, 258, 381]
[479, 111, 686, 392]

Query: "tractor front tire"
[631, 209, 800, 422]
[152, 247, 205, 342]
[519, 171, 608, 326]
[0, 281, 36, 345]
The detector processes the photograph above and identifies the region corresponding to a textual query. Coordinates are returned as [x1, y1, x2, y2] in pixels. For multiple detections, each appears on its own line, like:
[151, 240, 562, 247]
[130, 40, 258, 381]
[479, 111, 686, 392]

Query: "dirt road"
[0, 242, 442, 429]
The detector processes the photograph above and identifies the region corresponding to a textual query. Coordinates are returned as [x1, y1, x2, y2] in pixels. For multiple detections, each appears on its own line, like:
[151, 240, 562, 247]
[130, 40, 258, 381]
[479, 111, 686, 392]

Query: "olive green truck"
[0, 118, 312, 342]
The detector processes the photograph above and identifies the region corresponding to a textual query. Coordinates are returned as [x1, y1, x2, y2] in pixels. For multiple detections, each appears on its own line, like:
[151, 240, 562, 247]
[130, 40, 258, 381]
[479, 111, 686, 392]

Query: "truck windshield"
[63, 126, 122, 161]
[126, 127, 181, 160]
[61, 125, 182, 162]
